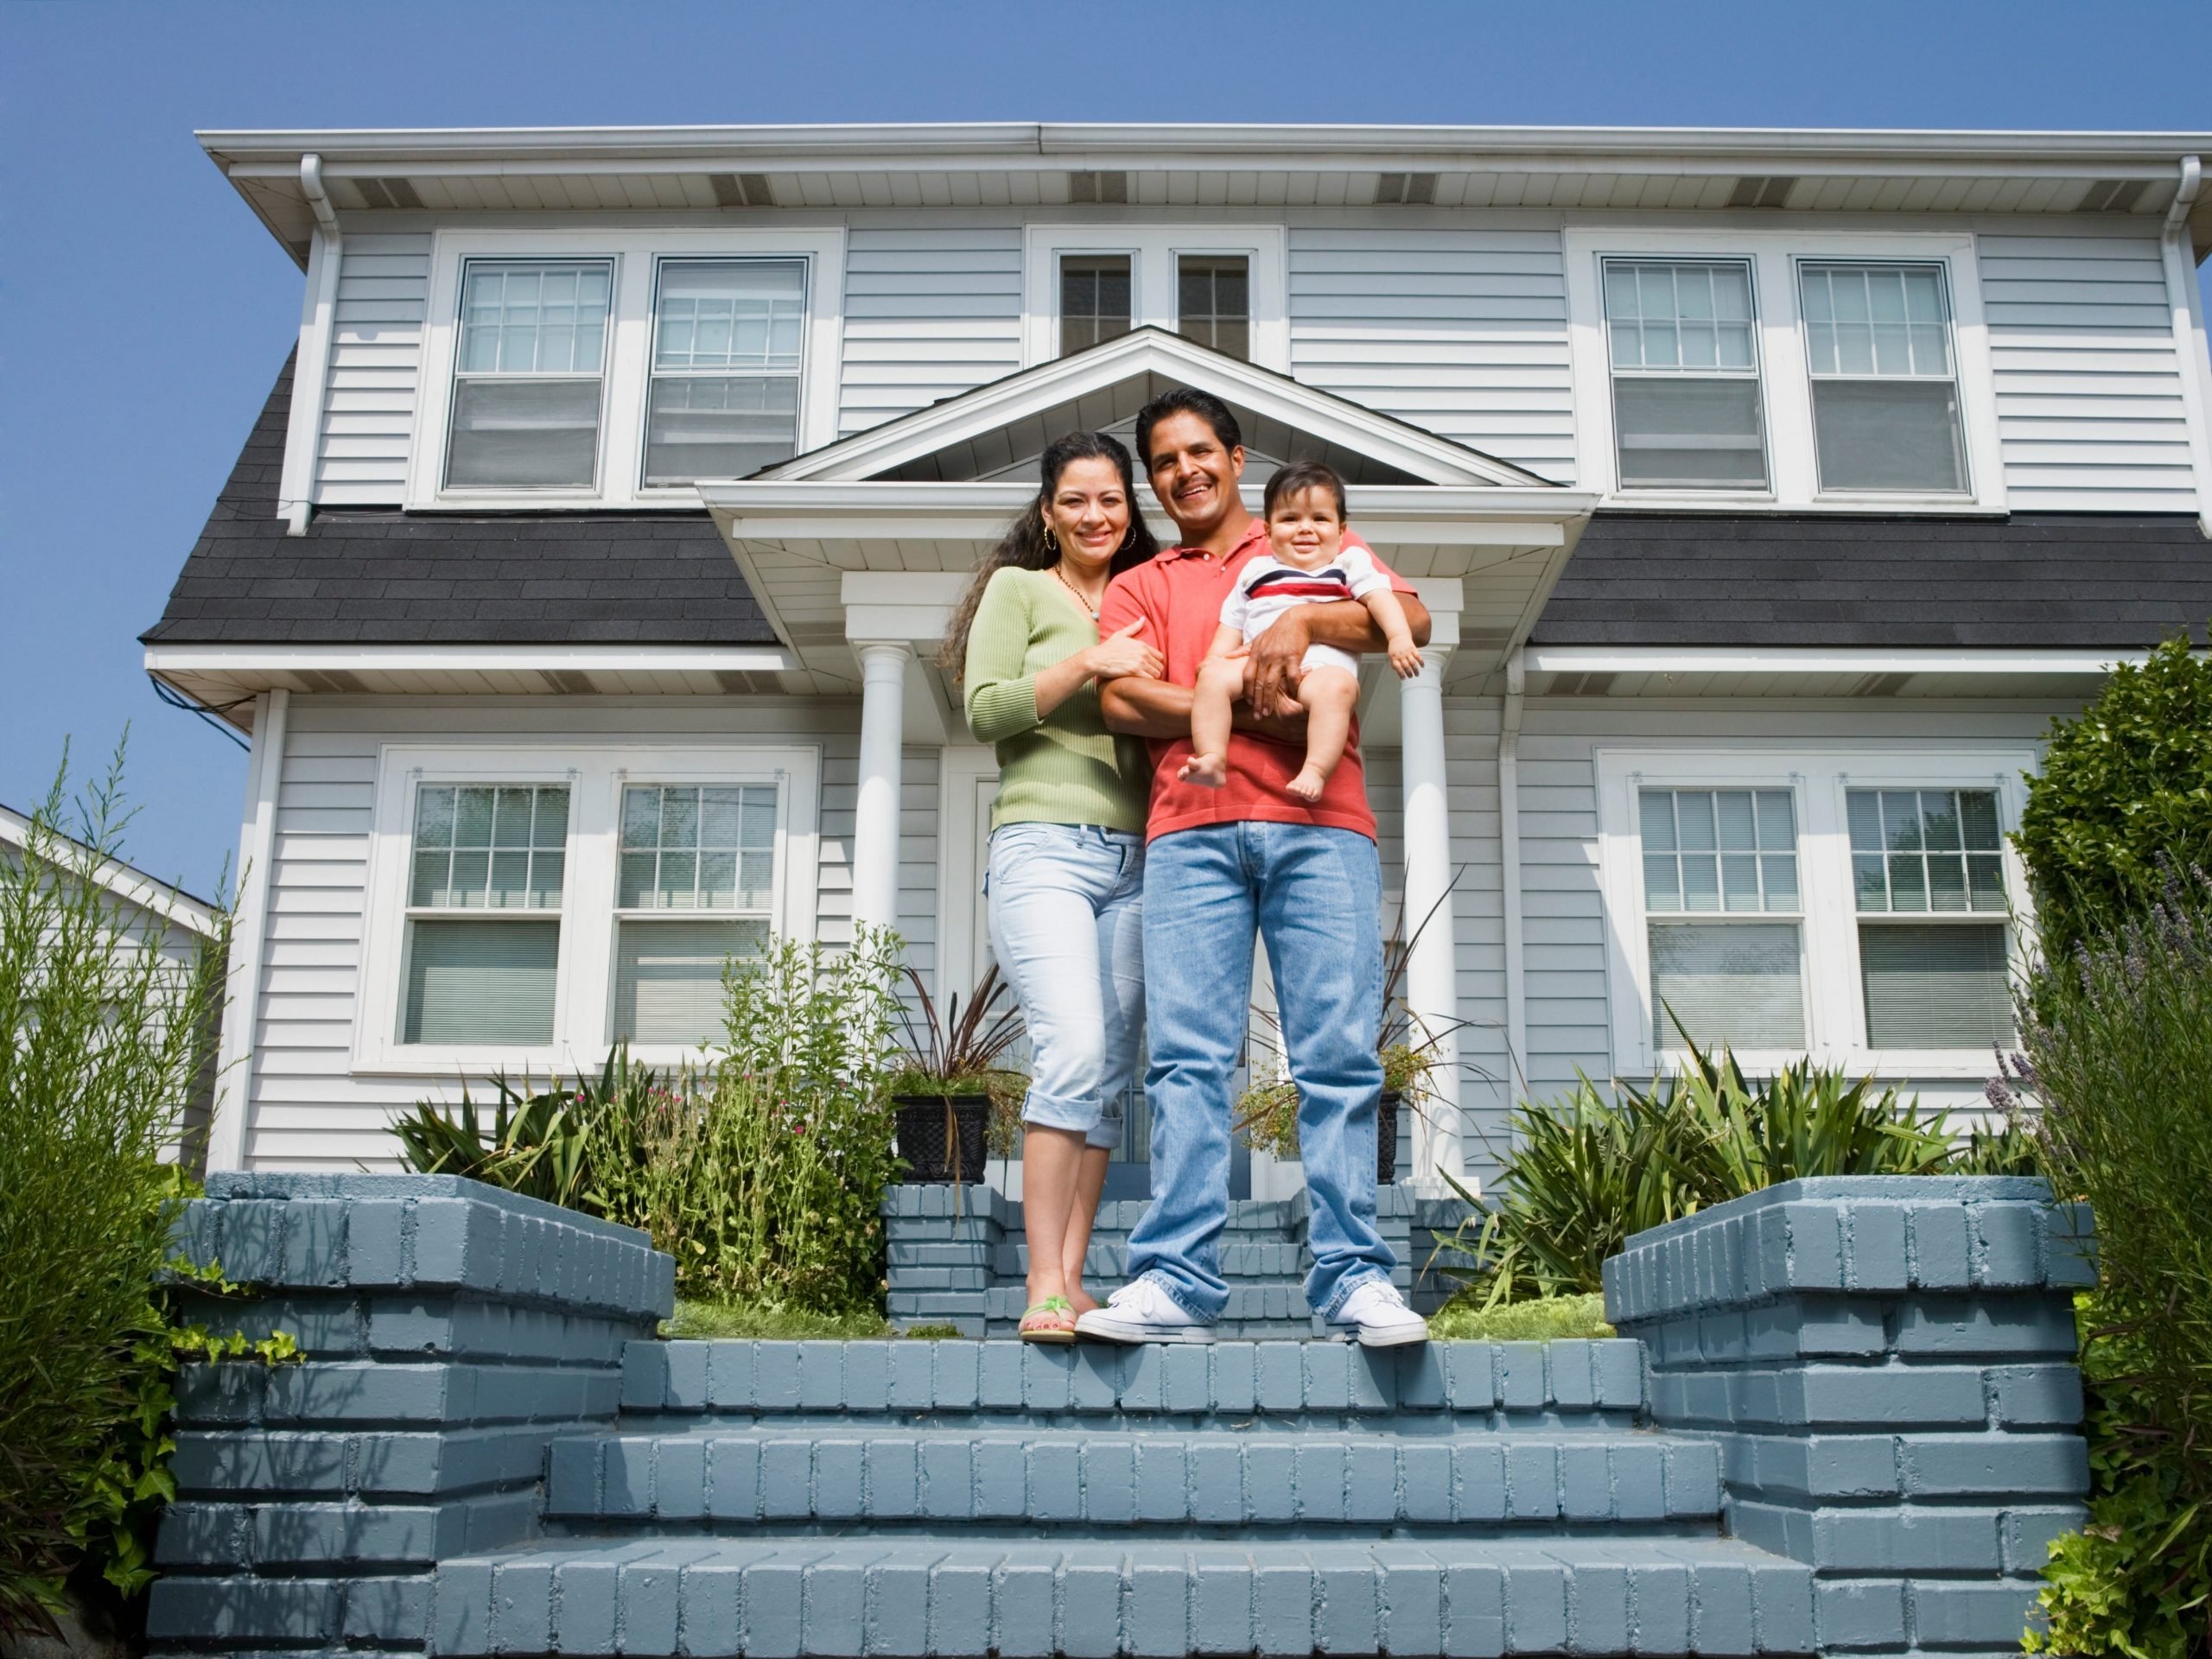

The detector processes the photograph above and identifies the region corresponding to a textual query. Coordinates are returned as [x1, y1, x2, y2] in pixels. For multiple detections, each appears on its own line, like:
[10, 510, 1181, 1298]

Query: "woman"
[943, 432, 1163, 1343]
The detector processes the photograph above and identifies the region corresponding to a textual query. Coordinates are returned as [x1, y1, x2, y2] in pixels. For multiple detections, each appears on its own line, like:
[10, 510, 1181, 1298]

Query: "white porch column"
[851, 640, 912, 936]
[1398, 641, 1461, 1189]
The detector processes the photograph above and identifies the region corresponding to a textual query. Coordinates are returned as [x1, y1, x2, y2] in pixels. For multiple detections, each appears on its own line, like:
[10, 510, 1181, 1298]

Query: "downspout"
[1499, 647, 1528, 1111]
[277, 155, 343, 537]
[2156, 155, 2212, 541]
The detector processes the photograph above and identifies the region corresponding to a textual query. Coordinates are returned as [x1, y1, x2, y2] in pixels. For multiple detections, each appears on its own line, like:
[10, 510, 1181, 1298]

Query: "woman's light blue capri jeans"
[985, 822, 1145, 1149]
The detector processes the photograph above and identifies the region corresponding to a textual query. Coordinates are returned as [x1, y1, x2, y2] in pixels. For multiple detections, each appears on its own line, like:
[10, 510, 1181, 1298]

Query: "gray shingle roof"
[142, 356, 778, 646]
[1532, 512, 2212, 650]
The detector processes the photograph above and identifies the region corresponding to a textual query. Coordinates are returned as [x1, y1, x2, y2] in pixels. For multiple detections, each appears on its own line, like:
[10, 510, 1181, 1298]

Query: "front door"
[938, 747, 1204, 1198]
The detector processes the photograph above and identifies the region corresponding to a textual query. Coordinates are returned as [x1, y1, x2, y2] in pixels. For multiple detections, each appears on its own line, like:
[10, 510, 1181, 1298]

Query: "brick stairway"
[430, 1335, 1818, 1656]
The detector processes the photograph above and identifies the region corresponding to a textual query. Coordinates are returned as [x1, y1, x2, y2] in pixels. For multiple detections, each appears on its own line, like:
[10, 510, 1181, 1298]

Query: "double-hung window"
[403, 785, 570, 1044]
[1799, 264, 1968, 493]
[1599, 750, 2031, 1074]
[445, 262, 612, 489]
[1024, 227, 1286, 369]
[643, 260, 807, 486]
[1638, 787, 1804, 1050]
[1059, 256, 1133, 355]
[1602, 259, 1768, 490]
[1176, 256, 1250, 359]
[613, 784, 779, 1045]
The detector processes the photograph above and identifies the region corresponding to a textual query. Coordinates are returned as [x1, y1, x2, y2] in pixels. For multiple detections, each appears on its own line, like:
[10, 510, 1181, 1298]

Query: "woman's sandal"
[1018, 1295, 1077, 1344]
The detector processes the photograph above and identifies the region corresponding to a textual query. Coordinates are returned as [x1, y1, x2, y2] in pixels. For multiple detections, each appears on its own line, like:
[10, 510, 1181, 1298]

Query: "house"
[1, 801, 226, 1158]
[144, 124, 2212, 1192]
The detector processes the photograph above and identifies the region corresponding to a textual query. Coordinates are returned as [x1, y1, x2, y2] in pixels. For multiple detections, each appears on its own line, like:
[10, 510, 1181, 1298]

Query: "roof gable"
[761, 327, 1551, 490]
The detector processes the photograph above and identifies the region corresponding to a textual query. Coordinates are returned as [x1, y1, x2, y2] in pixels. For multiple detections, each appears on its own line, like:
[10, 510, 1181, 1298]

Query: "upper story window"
[1800, 263, 1967, 494]
[1177, 256, 1250, 360]
[643, 260, 807, 486]
[446, 262, 612, 490]
[1059, 256, 1133, 355]
[1602, 259, 1768, 491]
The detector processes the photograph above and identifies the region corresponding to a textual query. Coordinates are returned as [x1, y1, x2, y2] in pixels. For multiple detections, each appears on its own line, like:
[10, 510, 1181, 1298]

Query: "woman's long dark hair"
[939, 431, 1159, 677]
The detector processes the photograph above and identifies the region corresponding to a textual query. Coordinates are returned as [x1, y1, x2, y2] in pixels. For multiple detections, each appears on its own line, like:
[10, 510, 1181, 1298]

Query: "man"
[1074, 387, 1432, 1347]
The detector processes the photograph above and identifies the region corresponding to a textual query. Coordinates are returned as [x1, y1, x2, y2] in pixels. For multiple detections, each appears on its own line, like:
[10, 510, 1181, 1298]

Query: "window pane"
[613, 918, 768, 1046]
[1721, 853, 1763, 912]
[1812, 381, 1967, 493]
[654, 261, 805, 371]
[404, 918, 560, 1045]
[1859, 922, 2012, 1048]
[1612, 378, 1768, 488]
[1763, 854, 1800, 909]
[458, 262, 610, 375]
[413, 783, 567, 908]
[1675, 791, 1717, 852]
[1639, 790, 1677, 852]
[1177, 256, 1250, 359]
[618, 784, 777, 912]
[1960, 791, 2001, 851]
[1061, 255, 1133, 355]
[1650, 922, 1805, 1050]
[1605, 261, 1756, 371]
[1756, 791, 1796, 850]
[1645, 787, 1798, 917]
[447, 378, 602, 489]
[1967, 855, 2007, 911]
[1802, 264, 1953, 380]
[1854, 854, 1890, 910]
[1681, 853, 1721, 912]
[1715, 791, 1757, 851]
[642, 375, 800, 485]
[1643, 851, 1682, 912]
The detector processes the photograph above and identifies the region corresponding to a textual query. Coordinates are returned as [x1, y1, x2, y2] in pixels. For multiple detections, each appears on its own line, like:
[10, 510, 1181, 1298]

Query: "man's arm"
[1243, 593, 1432, 722]
[1099, 674, 1307, 746]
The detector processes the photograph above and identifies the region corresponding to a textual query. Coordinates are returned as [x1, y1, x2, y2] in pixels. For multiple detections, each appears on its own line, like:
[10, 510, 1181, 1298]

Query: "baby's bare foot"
[1287, 765, 1327, 802]
[1179, 752, 1229, 788]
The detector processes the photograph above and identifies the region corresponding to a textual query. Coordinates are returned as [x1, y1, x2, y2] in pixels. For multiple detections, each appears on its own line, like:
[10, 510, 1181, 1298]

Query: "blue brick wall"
[147, 1174, 671, 1656]
[1605, 1176, 2093, 1658]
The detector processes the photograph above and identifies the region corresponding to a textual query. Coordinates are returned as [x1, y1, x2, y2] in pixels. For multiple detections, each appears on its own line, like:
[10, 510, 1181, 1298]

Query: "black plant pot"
[1377, 1091, 1402, 1186]
[893, 1094, 990, 1184]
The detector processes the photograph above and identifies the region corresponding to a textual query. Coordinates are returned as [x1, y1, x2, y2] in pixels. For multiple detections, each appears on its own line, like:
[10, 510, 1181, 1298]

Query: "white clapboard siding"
[1505, 700, 2067, 1132]
[1979, 233, 2198, 512]
[238, 696, 909, 1171]
[839, 226, 1024, 436]
[314, 233, 432, 505]
[1287, 229, 1574, 484]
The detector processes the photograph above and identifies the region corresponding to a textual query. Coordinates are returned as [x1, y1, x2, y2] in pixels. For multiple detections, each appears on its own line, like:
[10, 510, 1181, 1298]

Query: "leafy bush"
[0, 753, 233, 1630]
[1428, 1292, 1613, 1343]
[393, 928, 906, 1314]
[1447, 1033, 1961, 1308]
[2005, 868, 2212, 1654]
[2013, 629, 2212, 958]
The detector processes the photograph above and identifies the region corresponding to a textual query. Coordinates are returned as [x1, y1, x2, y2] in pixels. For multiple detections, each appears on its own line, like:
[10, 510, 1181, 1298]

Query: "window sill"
[1599, 493, 2006, 517]
[1633, 1045, 2012, 1081]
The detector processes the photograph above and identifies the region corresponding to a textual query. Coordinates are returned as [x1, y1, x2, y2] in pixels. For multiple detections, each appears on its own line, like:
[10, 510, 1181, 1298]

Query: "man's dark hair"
[1263, 459, 1347, 520]
[1134, 387, 1243, 468]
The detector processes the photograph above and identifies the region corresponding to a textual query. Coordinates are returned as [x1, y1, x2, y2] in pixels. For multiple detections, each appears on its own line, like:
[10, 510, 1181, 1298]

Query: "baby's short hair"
[1263, 459, 1347, 520]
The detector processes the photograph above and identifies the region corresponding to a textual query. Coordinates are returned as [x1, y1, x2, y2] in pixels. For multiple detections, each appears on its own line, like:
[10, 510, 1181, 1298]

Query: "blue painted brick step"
[545, 1428, 1722, 1527]
[620, 1338, 1645, 1418]
[430, 1535, 1817, 1656]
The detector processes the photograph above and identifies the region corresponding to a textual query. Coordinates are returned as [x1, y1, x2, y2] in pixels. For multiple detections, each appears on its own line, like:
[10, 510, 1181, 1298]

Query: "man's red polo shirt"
[1097, 516, 1416, 843]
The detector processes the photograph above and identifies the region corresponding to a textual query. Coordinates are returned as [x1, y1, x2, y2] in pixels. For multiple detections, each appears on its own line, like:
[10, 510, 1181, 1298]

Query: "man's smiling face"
[1144, 410, 1246, 542]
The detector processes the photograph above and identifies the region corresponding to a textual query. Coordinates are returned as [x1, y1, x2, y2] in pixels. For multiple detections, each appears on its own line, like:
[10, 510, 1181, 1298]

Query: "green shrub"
[1428, 1292, 1613, 1343]
[0, 752, 232, 1630]
[2013, 629, 2212, 958]
[1449, 1032, 1961, 1309]
[2007, 869, 2212, 1654]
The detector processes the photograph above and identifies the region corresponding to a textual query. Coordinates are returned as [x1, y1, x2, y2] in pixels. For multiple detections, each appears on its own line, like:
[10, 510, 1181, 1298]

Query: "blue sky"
[3, 0, 2209, 899]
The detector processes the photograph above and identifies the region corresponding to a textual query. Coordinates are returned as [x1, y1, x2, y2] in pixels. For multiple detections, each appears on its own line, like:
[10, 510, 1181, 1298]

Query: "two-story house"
[144, 124, 2212, 1194]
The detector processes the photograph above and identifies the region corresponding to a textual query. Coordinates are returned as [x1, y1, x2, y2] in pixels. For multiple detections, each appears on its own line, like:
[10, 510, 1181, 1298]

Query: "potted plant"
[887, 963, 1027, 1184]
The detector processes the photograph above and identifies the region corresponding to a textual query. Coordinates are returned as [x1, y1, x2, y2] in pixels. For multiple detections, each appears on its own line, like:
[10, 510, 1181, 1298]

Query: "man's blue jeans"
[1124, 821, 1394, 1320]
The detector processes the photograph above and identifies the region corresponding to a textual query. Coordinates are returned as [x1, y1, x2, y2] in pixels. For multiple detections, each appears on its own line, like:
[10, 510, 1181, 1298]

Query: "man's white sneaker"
[1328, 1279, 1429, 1347]
[1073, 1278, 1215, 1344]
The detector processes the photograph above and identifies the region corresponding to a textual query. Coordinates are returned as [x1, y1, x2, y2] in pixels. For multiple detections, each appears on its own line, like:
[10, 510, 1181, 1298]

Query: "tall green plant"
[2014, 629, 2212, 958]
[0, 747, 231, 1630]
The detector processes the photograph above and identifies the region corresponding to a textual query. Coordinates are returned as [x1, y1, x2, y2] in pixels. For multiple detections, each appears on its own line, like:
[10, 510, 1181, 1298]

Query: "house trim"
[1562, 228, 2007, 515]
[1528, 646, 2152, 677]
[208, 688, 287, 1172]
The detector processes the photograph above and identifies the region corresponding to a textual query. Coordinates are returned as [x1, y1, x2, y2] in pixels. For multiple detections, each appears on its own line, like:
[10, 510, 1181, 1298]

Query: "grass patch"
[1429, 1292, 1613, 1343]
[899, 1323, 966, 1341]
[661, 1299, 893, 1341]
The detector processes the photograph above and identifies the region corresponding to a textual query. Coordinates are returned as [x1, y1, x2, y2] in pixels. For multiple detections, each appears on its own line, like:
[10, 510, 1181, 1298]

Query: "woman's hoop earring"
[1042, 520, 1059, 554]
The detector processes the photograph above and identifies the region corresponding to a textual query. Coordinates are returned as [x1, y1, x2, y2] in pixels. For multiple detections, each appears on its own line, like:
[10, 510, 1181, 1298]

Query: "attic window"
[1059, 256, 1133, 356]
[445, 260, 612, 491]
[1178, 255, 1250, 360]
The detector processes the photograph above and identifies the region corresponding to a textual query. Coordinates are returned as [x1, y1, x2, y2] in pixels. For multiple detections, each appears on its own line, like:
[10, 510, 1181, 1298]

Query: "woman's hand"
[1084, 617, 1164, 683]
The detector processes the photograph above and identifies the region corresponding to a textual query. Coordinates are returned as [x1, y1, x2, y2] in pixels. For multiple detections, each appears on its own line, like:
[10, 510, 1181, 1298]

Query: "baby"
[1179, 461, 1423, 803]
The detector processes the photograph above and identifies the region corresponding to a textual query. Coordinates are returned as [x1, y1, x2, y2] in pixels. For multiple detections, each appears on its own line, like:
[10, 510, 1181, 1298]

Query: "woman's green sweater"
[962, 566, 1149, 833]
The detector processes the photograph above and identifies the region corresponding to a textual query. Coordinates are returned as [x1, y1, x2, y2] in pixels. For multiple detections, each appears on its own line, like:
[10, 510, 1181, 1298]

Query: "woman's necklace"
[1051, 562, 1105, 622]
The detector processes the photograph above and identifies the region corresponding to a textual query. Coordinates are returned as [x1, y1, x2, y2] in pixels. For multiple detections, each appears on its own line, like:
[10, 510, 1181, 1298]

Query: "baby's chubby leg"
[1177, 654, 1247, 789]
[1286, 666, 1360, 803]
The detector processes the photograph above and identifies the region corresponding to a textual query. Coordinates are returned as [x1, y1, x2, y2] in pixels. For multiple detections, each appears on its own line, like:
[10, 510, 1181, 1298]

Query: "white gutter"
[1498, 648, 1528, 1109]
[144, 642, 799, 678]
[2157, 155, 2212, 540]
[1526, 646, 2156, 677]
[205, 687, 288, 1172]
[276, 155, 341, 536]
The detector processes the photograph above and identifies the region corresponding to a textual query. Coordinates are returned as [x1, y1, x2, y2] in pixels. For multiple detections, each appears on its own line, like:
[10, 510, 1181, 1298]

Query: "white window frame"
[1595, 746, 2037, 1078]
[1020, 224, 1289, 371]
[1564, 229, 2005, 514]
[355, 741, 820, 1075]
[408, 229, 846, 512]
